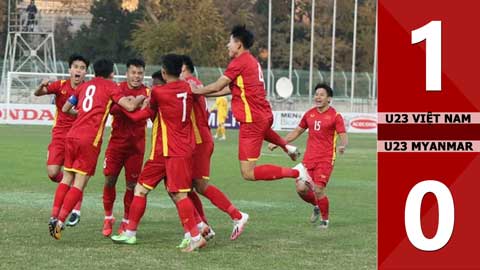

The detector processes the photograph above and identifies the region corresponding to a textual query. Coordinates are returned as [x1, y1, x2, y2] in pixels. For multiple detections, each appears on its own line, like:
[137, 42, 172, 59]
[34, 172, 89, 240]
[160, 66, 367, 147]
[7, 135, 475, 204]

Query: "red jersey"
[47, 79, 77, 137]
[67, 77, 123, 147]
[184, 75, 213, 145]
[110, 81, 150, 142]
[150, 80, 194, 157]
[223, 51, 272, 123]
[299, 107, 346, 165]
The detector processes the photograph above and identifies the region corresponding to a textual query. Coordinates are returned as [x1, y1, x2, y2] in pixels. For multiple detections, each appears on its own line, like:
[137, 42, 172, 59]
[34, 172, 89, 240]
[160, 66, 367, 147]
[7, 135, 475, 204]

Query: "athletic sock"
[203, 185, 242, 220]
[317, 196, 330, 221]
[58, 187, 83, 222]
[253, 164, 299, 180]
[125, 195, 147, 232]
[103, 185, 116, 217]
[51, 182, 70, 218]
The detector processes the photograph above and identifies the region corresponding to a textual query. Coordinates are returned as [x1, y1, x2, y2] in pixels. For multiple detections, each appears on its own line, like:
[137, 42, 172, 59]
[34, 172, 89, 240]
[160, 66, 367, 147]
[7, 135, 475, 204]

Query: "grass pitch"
[0, 125, 376, 270]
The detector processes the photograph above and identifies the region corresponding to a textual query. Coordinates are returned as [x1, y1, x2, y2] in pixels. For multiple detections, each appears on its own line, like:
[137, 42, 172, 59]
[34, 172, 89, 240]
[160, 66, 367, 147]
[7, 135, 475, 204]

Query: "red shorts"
[103, 141, 145, 182]
[304, 162, 334, 188]
[47, 137, 66, 166]
[238, 117, 273, 161]
[64, 137, 101, 176]
[192, 142, 213, 180]
[164, 156, 193, 193]
[138, 158, 167, 190]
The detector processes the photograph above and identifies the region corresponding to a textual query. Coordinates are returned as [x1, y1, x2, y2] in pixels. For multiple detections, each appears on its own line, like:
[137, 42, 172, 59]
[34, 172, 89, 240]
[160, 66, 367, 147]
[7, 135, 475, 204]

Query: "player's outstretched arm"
[34, 79, 50, 96]
[268, 127, 306, 151]
[206, 86, 231, 97]
[191, 76, 231, 95]
[117, 95, 146, 112]
[337, 132, 348, 154]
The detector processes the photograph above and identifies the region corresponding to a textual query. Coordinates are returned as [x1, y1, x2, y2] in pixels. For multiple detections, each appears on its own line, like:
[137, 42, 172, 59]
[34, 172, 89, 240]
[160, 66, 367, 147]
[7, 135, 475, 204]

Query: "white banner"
[0, 104, 377, 134]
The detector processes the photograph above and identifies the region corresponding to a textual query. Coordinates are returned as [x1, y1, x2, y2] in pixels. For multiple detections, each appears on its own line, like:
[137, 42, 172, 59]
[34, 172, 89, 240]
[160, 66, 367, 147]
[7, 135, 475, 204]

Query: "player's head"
[126, 58, 145, 89]
[314, 83, 333, 109]
[68, 54, 89, 86]
[93, 59, 114, 79]
[151, 70, 165, 86]
[228, 25, 254, 58]
[180, 55, 195, 79]
[160, 54, 183, 81]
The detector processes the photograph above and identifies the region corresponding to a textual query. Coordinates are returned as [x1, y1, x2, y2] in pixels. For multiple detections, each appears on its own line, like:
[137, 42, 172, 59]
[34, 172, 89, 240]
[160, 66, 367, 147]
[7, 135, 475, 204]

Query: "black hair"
[231, 25, 254, 49]
[314, 83, 333, 97]
[182, 55, 195, 73]
[126, 58, 145, 69]
[151, 70, 165, 84]
[161, 54, 183, 77]
[68, 54, 89, 68]
[93, 59, 114, 78]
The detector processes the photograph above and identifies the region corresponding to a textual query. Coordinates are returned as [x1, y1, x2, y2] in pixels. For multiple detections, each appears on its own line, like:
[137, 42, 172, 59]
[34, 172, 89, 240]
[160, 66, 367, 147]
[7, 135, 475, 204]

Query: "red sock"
[123, 189, 134, 220]
[188, 192, 207, 224]
[264, 128, 288, 151]
[73, 195, 82, 211]
[298, 189, 316, 206]
[49, 171, 63, 183]
[253, 165, 299, 180]
[103, 185, 116, 217]
[58, 187, 83, 222]
[317, 196, 330, 220]
[51, 183, 70, 218]
[203, 185, 242, 220]
[126, 195, 147, 232]
[176, 197, 200, 238]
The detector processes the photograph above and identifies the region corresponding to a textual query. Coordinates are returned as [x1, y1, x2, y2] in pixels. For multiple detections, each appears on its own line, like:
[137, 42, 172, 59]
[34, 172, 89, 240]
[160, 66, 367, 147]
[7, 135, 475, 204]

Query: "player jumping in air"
[191, 25, 309, 183]
[48, 59, 146, 240]
[34, 54, 89, 227]
[269, 83, 348, 228]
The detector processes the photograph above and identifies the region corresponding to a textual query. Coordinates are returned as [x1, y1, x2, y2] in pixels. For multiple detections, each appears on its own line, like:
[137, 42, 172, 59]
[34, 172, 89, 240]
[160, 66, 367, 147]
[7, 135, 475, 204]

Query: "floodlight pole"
[267, 0, 272, 97]
[350, 0, 358, 112]
[308, 0, 316, 104]
[288, 0, 295, 80]
[330, 0, 337, 88]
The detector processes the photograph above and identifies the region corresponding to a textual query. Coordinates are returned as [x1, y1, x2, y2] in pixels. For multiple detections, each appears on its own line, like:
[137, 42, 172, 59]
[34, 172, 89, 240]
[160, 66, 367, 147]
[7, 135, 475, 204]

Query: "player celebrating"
[212, 96, 228, 140]
[111, 54, 206, 252]
[180, 55, 247, 243]
[191, 25, 307, 183]
[269, 83, 348, 228]
[34, 54, 89, 226]
[48, 59, 146, 240]
[102, 59, 150, 237]
[151, 70, 165, 86]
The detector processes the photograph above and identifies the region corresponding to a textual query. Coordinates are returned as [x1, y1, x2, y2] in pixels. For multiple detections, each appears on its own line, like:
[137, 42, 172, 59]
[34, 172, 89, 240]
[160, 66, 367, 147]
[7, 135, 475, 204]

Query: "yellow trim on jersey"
[332, 131, 338, 165]
[247, 158, 258, 161]
[64, 167, 88, 175]
[93, 100, 112, 147]
[178, 188, 191, 193]
[191, 110, 202, 144]
[142, 183, 155, 190]
[202, 176, 210, 180]
[149, 115, 159, 160]
[146, 87, 151, 96]
[160, 114, 168, 157]
[60, 80, 66, 86]
[237, 75, 252, 123]
[52, 109, 58, 129]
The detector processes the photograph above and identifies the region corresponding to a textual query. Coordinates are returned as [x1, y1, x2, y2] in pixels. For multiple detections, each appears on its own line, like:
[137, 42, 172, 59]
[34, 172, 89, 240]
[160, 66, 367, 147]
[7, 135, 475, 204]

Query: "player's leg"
[218, 120, 226, 140]
[101, 148, 124, 236]
[311, 163, 333, 228]
[295, 179, 320, 223]
[46, 139, 65, 182]
[47, 165, 63, 183]
[111, 159, 165, 244]
[238, 120, 299, 181]
[120, 153, 143, 234]
[264, 128, 300, 161]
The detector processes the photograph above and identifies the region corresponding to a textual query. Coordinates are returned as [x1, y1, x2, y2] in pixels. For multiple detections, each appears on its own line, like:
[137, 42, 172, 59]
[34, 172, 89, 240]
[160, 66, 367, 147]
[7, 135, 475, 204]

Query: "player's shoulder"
[304, 107, 317, 116]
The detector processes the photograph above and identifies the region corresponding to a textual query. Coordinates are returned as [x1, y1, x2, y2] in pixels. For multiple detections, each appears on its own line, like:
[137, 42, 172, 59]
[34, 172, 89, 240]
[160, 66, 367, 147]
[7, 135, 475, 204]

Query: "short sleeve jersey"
[299, 107, 346, 164]
[184, 75, 213, 145]
[47, 79, 77, 136]
[110, 81, 150, 141]
[67, 77, 124, 147]
[223, 51, 272, 123]
[149, 80, 195, 157]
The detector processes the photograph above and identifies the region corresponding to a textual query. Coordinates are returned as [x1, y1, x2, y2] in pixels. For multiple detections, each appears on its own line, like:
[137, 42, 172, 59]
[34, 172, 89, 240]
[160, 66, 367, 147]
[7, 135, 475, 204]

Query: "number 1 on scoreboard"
[411, 21, 442, 91]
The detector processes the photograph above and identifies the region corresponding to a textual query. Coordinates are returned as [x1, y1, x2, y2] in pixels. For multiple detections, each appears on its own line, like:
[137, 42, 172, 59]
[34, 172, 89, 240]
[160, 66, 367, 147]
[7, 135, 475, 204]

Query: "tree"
[131, 0, 227, 66]
[61, 0, 142, 63]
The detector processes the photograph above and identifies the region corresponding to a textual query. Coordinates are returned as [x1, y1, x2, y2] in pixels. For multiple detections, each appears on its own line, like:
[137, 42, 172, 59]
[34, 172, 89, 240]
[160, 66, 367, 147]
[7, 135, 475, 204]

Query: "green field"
[0, 125, 376, 270]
